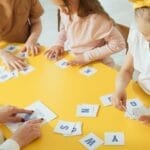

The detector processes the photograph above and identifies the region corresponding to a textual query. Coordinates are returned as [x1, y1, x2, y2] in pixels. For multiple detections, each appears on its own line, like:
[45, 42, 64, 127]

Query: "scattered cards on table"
[54, 120, 82, 136]
[76, 104, 100, 117]
[6, 101, 57, 132]
[0, 65, 34, 83]
[80, 66, 97, 77]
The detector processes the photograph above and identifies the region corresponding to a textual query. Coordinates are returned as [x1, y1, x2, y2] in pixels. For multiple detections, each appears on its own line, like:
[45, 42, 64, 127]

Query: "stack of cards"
[54, 120, 82, 136]
[6, 101, 57, 132]
[55, 59, 70, 69]
[125, 99, 146, 120]
[79, 133, 104, 150]
[100, 94, 112, 106]
[76, 104, 100, 117]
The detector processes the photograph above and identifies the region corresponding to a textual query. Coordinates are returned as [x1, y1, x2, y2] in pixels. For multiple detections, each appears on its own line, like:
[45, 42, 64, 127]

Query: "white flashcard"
[56, 59, 69, 69]
[79, 133, 104, 150]
[54, 120, 75, 135]
[104, 132, 124, 145]
[6, 101, 57, 132]
[80, 66, 97, 76]
[100, 94, 112, 106]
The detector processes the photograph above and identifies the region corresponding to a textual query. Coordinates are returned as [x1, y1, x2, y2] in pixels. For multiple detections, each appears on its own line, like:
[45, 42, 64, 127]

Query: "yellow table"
[0, 43, 150, 150]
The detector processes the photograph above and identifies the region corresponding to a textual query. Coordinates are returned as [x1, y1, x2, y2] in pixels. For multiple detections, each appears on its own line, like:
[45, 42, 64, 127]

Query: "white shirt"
[0, 139, 20, 150]
[128, 24, 150, 95]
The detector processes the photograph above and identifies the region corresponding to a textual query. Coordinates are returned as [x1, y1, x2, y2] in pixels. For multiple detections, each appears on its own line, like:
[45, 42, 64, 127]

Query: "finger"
[14, 61, 25, 71]
[115, 100, 125, 111]
[27, 46, 31, 56]
[9, 116, 25, 123]
[21, 46, 27, 52]
[48, 50, 55, 60]
[30, 46, 35, 56]
[6, 63, 14, 71]
[26, 118, 44, 124]
[45, 50, 53, 59]
[139, 115, 150, 121]
[14, 108, 34, 114]
[44, 50, 50, 56]
[34, 47, 39, 56]
[10, 62, 20, 71]
[55, 50, 60, 60]
[60, 48, 64, 55]
[17, 59, 27, 67]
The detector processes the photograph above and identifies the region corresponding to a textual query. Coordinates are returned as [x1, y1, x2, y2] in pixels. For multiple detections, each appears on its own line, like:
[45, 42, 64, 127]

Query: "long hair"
[58, 0, 111, 31]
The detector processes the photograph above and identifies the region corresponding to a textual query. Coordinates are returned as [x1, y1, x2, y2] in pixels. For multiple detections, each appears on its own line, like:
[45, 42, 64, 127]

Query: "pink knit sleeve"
[83, 27, 126, 62]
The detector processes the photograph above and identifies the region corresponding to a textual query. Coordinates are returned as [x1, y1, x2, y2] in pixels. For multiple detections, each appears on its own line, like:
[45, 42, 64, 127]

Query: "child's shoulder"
[128, 24, 141, 41]
[88, 13, 111, 22]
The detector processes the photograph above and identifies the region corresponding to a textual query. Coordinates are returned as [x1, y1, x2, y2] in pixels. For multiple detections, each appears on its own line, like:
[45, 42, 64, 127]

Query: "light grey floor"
[39, 0, 135, 65]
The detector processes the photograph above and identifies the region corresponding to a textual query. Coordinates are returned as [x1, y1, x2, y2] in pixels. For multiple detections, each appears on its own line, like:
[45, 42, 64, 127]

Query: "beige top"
[0, 0, 44, 43]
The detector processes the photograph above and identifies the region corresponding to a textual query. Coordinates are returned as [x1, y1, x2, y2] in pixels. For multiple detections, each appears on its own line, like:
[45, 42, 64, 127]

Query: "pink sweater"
[55, 12, 126, 65]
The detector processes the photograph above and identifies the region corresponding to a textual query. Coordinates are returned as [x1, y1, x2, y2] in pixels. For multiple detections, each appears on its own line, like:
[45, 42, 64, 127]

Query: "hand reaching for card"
[0, 105, 33, 123]
[21, 41, 40, 56]
[112, 91, 127, 111]
[45, 45, 64, 61]
[12, 119, 43, 148]
[0, 51, 27, 71]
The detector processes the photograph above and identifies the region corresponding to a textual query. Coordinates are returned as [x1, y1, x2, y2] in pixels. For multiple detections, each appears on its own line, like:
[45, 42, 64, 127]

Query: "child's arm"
[0, 50, 27, 71]
[112, 52, 134, 111]
[21, 18, 42, 56]
[83, 27, 126, 63]
[26, 18, 42, 46]
[21, 0, 44, 56]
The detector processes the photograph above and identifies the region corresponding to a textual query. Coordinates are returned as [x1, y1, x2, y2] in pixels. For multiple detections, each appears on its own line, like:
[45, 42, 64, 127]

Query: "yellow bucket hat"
[129, 0, 150, 9]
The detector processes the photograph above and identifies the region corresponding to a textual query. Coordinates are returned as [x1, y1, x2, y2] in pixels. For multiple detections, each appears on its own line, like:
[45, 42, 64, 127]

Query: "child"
[0, 0, 44, 71]
[112, 0, 150, 125]
[45, 0, 126, 67]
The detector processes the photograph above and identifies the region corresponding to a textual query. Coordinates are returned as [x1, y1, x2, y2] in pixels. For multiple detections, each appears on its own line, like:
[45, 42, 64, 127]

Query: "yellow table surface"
[0, 43, 150, 150]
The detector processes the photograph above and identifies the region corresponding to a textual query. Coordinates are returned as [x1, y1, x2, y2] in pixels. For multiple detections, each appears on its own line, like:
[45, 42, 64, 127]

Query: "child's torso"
[61, 12, 113, 54]
[0, 0, 31, 42]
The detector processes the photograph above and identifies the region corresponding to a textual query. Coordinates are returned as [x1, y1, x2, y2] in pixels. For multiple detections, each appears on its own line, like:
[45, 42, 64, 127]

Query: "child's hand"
[0, 51, 27, 71]
[0, 105, 33, 123]
[112, 91, 127, 111]
[69, 55, 89, 66]
[12, 119, 42, 148]
[139, 115, 150, 126]
[21, 41, 40, 56]
[44, 45, 64, 61]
